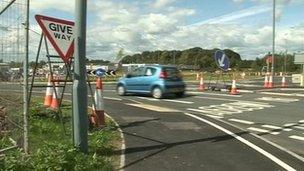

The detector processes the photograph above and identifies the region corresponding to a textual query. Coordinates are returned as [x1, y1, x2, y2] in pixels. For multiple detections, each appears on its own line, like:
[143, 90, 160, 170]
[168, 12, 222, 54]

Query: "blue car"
[117, 65, 186, 98]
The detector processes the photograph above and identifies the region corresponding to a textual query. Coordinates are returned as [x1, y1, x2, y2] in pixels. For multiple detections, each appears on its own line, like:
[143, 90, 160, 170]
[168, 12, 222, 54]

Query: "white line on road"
[136, 97, 160, 101]
[188, 91, 242, 97]
[259, 92, 304, 97]
[289, 135, 304, 141]
[247, 127, 269, 133]
[163, 99, 194, 104]
[205, 115, 223, 119]
[195, 96, 239, 102]
[256, 97, 299, 103]
[228, 118, 254, 125]
[282, 128, 292, 131]
[299, 120, 304, 123]
[103, 97, 122, 101]
[262, 125, 282, 130]
[284, 123, 297, 127]
[294, 126, 304, 130]
[184, 113, 296, 171]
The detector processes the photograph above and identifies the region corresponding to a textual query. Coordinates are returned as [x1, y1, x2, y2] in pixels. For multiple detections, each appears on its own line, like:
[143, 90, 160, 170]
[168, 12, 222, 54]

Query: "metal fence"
[0, 0, 26, 153]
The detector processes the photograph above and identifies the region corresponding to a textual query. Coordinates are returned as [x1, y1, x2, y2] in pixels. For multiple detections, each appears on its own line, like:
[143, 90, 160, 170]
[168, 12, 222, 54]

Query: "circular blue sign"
[95, 68, 106, 77]
[214, 50, 230, 71]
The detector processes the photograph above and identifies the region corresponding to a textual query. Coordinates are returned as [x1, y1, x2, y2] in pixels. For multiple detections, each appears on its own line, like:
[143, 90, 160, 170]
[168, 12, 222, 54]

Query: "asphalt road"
[1, 81, 304, 171]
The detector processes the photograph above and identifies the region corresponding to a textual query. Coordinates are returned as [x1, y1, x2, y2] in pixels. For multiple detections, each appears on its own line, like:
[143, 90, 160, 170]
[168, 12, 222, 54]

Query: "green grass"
[0, 93, 121, 171]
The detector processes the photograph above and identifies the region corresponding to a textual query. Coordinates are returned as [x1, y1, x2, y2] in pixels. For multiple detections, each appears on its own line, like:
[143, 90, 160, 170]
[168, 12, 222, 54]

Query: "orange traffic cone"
[268, 75, 274, 88]
[230, 79, 238, 95]
[263, 74, 269, 88]
[44, 75, 53, 107]
[92, 77, 105, 127]
[50, 81, 60, 110]
[281, 76, 287, 87]
[198, 76, 205, 91]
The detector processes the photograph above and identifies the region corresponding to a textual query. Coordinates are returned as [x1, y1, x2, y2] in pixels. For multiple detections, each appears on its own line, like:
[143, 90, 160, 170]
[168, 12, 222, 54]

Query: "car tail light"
[159, 71, 168, 79]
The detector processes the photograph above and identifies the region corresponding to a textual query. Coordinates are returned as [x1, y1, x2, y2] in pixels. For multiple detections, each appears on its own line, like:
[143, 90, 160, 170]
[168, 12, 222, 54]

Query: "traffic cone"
[230, 79, 239, 95]
[268, 75, 274, 88]
[44, 75, 53, 107]
[50, 81, 60, 110]
[198, 76, 205, 91]
[281, 76, 287, 87]
[263, 74, 269, 88]
[92, 77, 105, 127]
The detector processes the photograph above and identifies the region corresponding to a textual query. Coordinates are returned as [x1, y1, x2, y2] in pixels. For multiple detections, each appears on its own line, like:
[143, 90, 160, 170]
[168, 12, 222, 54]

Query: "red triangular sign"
[35, 15, 75, 63]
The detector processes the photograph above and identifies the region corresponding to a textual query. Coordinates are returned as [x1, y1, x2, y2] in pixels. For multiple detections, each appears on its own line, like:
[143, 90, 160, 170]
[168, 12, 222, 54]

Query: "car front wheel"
[152, 87, 163, 99]
[117, 85, 126, 96]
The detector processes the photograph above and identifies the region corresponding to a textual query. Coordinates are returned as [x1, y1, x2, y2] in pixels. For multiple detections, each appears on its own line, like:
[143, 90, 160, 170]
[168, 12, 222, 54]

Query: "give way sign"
[35, 15, 74, 63]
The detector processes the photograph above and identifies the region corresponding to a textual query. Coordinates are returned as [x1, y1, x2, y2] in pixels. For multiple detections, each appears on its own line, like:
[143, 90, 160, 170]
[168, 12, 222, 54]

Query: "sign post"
[73, 0, 88, 153]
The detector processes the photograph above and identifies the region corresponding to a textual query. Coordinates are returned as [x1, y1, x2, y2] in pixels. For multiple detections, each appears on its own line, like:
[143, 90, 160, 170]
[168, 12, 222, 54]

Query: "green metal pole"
[73, 0, 88, 153]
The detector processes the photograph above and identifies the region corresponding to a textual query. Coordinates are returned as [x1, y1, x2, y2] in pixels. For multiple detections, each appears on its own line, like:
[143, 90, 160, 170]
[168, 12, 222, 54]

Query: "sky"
[20, 0, 304, 61]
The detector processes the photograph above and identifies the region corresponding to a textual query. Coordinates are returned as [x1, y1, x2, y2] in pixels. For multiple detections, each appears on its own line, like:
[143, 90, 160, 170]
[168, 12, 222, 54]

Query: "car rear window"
[162, 67, 181, 78]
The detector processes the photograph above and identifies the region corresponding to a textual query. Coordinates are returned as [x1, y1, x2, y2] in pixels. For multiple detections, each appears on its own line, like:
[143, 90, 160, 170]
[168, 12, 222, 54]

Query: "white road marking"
[136, 97, 160, 101]
[205, 115, 223, 119]
[283, 128, 292, 132]
[299, 120, 304, 123]
[256, 97, 299, 103]
[259, 92, 304, 97]
[188, 91, 242, 97]
[284, 123, 297, 127]
[103, 96, 122, 101]
[238, 90, 254, 93]
[195, 96, 239, 102]
[289, 135, 304, 141]
[262, 125, 282, 130]
[163, 99, 193, 104]
[294, 126, 304, 130]
[187, 108, 223, 116]
[184, 113, 296, 171]
[247, 127, 269, 133]
[228, 118, 254, 125]
[126, 103, 179, 112]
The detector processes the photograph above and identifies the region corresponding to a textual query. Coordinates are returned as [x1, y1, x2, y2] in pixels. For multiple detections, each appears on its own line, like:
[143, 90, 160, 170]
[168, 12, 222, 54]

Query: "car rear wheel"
[152, 87, 163, 99]
[117, 85, 126, 96]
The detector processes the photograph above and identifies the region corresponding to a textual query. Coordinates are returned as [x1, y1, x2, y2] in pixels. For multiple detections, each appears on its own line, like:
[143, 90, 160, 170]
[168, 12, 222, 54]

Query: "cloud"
[189, 5, 272, 26]
[153, 0, 176, 8]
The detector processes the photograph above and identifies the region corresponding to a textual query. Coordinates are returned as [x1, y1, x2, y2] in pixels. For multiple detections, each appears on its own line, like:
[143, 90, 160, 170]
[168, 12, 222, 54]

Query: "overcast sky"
[27, 0, 304, 61]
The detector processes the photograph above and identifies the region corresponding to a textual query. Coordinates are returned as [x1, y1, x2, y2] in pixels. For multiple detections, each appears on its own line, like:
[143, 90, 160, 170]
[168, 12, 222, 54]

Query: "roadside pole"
[271, 0, 275, 78]
[73, 0, 88, 153]
[23, 0, 30, 155]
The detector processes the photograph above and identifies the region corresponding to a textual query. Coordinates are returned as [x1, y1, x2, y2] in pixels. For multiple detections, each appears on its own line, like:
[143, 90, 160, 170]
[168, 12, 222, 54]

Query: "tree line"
[121, 47, 301, 72]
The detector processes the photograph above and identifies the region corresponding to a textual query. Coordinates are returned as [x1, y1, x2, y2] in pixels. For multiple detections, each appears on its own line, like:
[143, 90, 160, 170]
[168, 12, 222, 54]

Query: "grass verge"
[0, 93, 122, 171]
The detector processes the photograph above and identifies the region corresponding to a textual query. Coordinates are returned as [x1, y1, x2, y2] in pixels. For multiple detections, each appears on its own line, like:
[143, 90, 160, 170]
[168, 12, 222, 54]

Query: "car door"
[138, 67, 157, 92]
[124, 67, 145, 92]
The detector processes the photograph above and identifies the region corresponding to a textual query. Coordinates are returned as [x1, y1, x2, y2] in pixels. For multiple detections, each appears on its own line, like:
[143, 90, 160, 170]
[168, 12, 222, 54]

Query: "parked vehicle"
[117, 65, 185, 98]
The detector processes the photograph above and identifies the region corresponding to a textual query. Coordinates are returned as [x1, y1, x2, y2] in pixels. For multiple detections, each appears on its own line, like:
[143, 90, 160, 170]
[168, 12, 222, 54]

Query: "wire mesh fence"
[0, 0, 26, 153]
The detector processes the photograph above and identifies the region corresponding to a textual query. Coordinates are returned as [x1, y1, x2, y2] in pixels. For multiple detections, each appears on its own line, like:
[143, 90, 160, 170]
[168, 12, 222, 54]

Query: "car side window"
[145, 67, 156, 76]
[131, 67, 146, 77]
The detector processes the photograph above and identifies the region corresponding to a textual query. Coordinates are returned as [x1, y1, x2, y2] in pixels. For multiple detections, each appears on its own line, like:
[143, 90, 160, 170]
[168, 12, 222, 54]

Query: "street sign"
[35, 15, 75, 63]
[88, 69, 116, 77]
[214, 50, 230, 71]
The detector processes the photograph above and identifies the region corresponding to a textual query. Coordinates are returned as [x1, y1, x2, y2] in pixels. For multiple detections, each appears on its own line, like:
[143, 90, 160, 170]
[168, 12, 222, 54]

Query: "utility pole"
[23, 0, 30, 155]
[271, 0, 275, 78]
[73, 0, 88, 153]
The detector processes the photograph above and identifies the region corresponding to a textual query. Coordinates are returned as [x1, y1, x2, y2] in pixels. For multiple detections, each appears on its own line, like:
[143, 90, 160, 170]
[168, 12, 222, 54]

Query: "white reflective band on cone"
[93, 89, 104, 110]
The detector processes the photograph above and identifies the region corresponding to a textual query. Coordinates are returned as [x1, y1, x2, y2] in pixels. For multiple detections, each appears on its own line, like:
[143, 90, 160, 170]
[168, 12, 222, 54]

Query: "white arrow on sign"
[218, 53, 226, 67]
